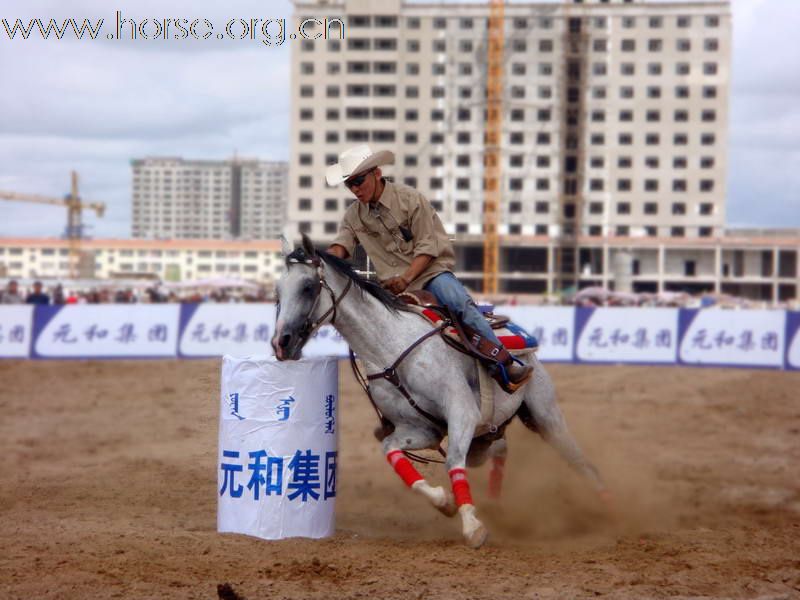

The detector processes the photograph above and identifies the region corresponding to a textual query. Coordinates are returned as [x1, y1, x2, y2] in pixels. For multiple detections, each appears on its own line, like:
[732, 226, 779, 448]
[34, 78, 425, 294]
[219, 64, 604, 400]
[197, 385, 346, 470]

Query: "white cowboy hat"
[325, 144, 395, 186]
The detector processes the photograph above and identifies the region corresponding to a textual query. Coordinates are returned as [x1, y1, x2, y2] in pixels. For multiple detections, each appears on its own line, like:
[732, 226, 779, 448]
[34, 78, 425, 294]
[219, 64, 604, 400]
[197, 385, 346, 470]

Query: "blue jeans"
[423, 272, 502, 347]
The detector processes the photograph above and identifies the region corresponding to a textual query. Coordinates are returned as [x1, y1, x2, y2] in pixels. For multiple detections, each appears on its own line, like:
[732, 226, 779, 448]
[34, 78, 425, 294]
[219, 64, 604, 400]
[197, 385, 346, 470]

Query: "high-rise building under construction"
[287, 0, 733, 294]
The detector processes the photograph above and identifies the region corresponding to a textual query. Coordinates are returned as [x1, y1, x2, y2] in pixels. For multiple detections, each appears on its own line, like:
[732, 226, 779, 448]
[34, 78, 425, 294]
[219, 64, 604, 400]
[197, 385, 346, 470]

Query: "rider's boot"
[498, 356, 533, 393]
[469, 333, 533, 394]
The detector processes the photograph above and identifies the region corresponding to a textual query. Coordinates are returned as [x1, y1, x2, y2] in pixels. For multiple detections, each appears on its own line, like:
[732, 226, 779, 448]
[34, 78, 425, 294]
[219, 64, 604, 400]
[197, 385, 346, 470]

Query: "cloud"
[1, 0, 799, 238]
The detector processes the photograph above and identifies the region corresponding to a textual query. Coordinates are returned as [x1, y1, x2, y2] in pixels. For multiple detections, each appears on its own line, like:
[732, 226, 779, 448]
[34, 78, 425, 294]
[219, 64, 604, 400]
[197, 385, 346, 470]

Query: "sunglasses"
[344, 169, 373, 189]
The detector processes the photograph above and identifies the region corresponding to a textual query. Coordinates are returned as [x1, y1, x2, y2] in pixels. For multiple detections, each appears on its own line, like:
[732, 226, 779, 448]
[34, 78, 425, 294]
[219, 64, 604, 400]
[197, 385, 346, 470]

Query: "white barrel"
[217, 355, 339, 540]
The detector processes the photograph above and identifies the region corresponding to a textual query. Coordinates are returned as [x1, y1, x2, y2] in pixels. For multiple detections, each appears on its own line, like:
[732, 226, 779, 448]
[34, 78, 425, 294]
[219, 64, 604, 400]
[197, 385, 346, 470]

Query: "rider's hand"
[382, 276, 408, 295]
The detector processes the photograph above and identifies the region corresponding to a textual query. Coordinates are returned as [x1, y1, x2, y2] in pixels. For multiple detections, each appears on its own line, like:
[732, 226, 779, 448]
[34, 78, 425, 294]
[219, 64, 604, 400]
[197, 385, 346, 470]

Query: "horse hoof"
[459, 505, 488, 549]
[464, 522, 488, 549]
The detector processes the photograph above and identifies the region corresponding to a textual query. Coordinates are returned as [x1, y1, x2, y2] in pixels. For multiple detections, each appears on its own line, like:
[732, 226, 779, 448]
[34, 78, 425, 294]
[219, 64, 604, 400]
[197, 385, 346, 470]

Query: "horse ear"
[301, 233, 316, 257]
[280, 235, 292, 258]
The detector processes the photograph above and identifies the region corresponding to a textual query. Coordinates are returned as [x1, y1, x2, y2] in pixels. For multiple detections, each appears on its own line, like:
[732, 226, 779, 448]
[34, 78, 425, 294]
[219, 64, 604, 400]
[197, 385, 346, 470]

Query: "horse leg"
[487, 439, 508, 500]
[446, 401, 488, 548]
[520, 358, 607, 496]
[466, 437, 507, 500]
[382, 428, 457, 518]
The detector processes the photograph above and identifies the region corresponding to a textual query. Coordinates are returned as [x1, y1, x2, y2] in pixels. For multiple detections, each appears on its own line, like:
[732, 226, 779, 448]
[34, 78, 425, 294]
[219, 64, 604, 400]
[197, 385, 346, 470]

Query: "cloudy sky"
[0, 0, 798, 239]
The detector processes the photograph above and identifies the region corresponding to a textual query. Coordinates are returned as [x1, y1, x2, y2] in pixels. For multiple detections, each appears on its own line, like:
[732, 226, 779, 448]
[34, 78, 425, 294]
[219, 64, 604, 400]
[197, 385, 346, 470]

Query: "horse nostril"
[279, 334, 291, 349]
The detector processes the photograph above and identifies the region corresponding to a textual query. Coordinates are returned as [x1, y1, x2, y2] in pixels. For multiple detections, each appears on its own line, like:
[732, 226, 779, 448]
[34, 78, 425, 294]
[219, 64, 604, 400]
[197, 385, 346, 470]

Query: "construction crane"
[482, 0, 504, 295]
[0, 171, 106, 278]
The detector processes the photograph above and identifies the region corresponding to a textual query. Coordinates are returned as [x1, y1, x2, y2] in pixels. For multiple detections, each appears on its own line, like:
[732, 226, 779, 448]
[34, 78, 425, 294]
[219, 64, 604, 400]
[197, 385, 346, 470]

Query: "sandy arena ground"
[0, 359, 798, 599]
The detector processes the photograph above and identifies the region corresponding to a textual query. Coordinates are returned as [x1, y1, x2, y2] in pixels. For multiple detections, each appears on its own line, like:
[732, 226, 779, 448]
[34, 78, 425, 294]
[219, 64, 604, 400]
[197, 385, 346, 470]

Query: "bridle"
[284, 254, 352, 342]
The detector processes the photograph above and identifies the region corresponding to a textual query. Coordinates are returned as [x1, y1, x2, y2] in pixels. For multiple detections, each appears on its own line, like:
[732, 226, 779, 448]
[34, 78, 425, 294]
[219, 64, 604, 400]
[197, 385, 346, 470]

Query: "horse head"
[271, 234, 325, 361]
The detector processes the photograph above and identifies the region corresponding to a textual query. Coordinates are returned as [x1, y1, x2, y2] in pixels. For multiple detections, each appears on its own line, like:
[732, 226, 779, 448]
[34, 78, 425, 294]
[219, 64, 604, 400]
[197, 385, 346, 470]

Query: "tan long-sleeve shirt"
[331, 180, 456, 290]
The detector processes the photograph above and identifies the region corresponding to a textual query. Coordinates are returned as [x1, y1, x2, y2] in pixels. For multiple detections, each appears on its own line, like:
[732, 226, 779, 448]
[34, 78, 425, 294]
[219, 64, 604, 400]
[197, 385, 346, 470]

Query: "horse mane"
[307, 249, 412, 314]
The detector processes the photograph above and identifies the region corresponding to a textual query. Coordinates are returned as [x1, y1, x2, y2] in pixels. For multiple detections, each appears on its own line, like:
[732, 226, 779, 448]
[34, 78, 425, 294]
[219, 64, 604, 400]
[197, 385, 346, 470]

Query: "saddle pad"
[418, 308, 538, 350]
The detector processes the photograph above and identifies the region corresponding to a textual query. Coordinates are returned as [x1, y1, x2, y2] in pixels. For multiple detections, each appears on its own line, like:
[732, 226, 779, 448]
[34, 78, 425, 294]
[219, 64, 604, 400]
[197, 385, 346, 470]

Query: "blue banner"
[1, 304, 798, 370]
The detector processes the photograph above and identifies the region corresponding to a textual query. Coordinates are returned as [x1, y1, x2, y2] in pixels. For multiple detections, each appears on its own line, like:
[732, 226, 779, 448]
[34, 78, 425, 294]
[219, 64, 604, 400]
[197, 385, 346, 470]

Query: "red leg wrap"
[386, 450, 423, 487]
[449, 468, 473, 507]
[488, 456, 506, 499]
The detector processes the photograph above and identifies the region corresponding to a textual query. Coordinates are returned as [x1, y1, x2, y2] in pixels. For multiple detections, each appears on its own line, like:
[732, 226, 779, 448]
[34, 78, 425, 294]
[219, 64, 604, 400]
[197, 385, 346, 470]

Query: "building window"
[676, 63, 690, 75]
[706, 16, 720, 27]
[456, 178, 470, 190]
[535, 201, 549, 214]
[701, 133, 716, 146]
[648, 39, 662, 52]
[677, 16, 691, 28]
[621, 39, 636, 52]
[618, 156, 632, 168]
[617, 202, 631, 215]
[589, 202, 603, 215]
[644, 202, 658, 215]
[699, 227, 713, 238]
[324, 222, 338, 235]
[590, 179, 604, 191]
[509, 201, 522, 213]
[648, 63, 662, 76]
[617, 179, 632, 192]
[703, 86, 718, 99]
[705, 38, 719, 51]
[616, 225, 630, 236]
[699, 203, 714, 215]
[672, 202, 687, 215]
[704, 62, 718, 75]
[671, 227, 685, 238]
[700, 180, 715, 192]
[324, 199, 337, 211]
[674, 157, 688, 169]
[456, 200, 470, 213]
[646, 156, 659, 168]
[700, 157, 715, 169]
[674, 133, 688, 145]
[593, 39, 607, 52]
[619, 110, 633, 122]
[298, 198, 311, 211]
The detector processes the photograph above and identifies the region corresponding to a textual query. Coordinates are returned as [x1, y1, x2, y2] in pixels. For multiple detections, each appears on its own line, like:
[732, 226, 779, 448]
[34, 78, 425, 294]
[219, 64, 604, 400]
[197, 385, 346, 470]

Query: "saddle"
[398, 290, 536, 395]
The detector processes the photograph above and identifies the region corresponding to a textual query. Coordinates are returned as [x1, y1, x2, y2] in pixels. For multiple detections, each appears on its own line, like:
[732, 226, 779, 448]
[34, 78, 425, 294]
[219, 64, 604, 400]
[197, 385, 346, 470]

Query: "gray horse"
[272, 236, 605, 548]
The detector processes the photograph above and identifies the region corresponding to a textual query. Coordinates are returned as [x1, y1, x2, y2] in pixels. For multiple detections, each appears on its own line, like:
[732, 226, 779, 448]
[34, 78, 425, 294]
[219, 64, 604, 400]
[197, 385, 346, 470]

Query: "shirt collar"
[362, 178, 395, 216]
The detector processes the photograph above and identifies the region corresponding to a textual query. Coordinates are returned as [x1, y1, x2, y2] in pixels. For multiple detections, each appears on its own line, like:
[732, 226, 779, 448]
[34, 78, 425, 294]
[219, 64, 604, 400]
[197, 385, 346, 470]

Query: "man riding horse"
[325, 144, 533, 393]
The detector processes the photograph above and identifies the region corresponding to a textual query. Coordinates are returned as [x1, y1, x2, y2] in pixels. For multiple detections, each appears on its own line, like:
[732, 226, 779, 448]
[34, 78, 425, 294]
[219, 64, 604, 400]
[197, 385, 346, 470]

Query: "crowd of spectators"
[0, 280, 273, 305]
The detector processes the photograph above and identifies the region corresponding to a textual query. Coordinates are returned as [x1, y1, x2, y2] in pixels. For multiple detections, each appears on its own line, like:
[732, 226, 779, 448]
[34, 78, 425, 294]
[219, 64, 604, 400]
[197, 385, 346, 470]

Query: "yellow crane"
[482, 0, 504, 295]
[0, 171, 106, 278]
